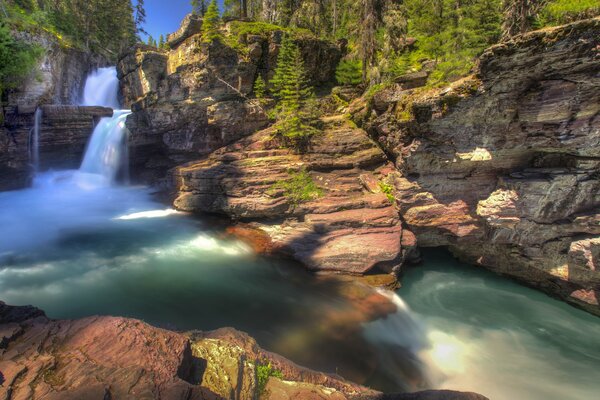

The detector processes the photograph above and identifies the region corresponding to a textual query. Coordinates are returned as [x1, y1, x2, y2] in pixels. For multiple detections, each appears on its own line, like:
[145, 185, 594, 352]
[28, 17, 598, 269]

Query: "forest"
[1, 0, 599, 100]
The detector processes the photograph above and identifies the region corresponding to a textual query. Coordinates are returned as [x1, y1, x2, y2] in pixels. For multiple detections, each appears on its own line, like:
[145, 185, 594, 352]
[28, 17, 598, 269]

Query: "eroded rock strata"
[117, 16, 342, 183]
[158, 17, 600, 314]
[0, 301, 487, 400]
[172, 115, 417, 275]
[359, 18, 600, 313]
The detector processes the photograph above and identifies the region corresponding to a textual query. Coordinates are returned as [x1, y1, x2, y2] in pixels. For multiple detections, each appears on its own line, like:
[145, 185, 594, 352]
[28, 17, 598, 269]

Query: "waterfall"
[29, 107, 42, 171]
[81, 67, 120, 109]
[79, 110, 131, 185]
[77, 66, 130, 186]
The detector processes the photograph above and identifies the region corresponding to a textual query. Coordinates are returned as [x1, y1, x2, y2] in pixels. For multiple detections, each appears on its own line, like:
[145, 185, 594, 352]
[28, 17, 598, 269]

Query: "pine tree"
[158, 34, 165, 49]
[201, 0, 221, 44]
[147, 35, 156, 47]
[271, 35, 318, 144]
[191, 0, 209, 15]
[253, 74, 267, 99]
[134, 0, 147, 36]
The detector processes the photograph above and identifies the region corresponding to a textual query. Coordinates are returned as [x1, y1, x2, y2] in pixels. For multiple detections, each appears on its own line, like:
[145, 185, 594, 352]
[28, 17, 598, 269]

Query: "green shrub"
[378, 180, 396, 204]
[0, 23, 44, 99]
[335, 59, 362, 86]
[256, 362, 283, 398]
[538, 0, 600, 26]
[270, 169, 323, 206]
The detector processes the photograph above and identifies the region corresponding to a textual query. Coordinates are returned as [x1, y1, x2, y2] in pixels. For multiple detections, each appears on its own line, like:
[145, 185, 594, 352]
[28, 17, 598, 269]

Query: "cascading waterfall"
[81, 67, 121, 109]
[29, 107, 42, 171]
[79, 66, 131, 185]
[79, 110, 131, 185]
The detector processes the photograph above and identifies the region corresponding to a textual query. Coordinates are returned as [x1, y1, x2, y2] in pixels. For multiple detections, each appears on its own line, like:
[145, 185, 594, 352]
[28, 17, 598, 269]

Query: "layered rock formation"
[360, 18, 600, 314]
[117, 16, 342, 183]
[172, 115, 417, 275]
[0, 301, 487, 400]
[0, 105, 112, 191]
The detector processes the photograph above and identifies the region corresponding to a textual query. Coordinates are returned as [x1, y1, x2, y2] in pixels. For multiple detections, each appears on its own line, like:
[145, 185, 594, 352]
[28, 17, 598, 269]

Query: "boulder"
[172, 115, 408, 274]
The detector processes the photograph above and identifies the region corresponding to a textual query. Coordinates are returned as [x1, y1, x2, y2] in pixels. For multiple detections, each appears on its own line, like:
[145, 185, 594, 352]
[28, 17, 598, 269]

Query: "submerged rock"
[361, 17, 600, 314]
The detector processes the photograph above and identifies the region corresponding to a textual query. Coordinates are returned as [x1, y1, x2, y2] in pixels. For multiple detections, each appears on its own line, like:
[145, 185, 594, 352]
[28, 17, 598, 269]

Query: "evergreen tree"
[253, 74, 267, 99]
[158, 34, 165, 49]
[201, 0, 221, 44]
[147, 35, 156, 47]
[191, 0, 209, 15]
[134, 0, 147, 36]
[335, 60, 362, 86]
[271, 35, 318, 144]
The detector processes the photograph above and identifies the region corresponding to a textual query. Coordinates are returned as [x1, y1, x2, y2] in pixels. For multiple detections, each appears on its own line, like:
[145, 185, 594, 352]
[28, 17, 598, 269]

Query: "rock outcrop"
[6, 31, 107, 108]
[0, 105, 112, 191]
[0, 301, 487, 400]
[117, 17, 342, 183]
[360, 18, 600, 314]
[172, 115, 417, 275]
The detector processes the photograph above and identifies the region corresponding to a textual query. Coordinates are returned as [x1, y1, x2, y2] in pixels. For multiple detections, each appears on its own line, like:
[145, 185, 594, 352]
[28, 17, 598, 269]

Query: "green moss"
[269, 169, 323, 206]
[256, 362, 283, 398]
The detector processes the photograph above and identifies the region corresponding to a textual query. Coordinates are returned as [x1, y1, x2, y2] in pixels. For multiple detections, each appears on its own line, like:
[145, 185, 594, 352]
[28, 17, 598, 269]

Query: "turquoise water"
[399, 251, 600, 400]
[1, 173, 599, 398]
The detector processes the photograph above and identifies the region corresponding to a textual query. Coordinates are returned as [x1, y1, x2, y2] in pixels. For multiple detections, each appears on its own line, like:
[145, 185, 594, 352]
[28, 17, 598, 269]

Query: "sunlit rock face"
[361, 17, 600, 314]
[117, 16, 342, 183]
[172, 116, 416, 275]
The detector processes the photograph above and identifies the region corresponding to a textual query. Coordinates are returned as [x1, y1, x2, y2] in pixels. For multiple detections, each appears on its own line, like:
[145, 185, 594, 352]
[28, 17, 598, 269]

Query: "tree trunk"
[241, 0, 247, 18]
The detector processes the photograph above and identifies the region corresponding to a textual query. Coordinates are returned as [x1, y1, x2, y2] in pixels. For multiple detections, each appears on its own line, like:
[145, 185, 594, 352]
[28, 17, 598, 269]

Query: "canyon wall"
[117, 15, 342, 183]
[163, 17, 600, 315]
[359, 18, 600, 314]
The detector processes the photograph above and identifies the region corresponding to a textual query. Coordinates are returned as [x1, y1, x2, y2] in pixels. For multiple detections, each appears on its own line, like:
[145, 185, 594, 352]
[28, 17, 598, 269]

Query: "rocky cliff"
[358, 18, 600, 314]
[117, 16, 342, 183]
[162, 17, 600, 315]
[0, 301, 487, 400]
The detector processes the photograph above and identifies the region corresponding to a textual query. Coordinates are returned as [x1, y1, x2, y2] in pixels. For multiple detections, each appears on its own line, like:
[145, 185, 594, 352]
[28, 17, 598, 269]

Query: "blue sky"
[143, 0, 225, 41]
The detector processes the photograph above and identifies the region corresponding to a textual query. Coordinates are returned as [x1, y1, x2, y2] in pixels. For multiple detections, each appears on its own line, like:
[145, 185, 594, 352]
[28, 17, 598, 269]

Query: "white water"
[29, 107, 42, 171]
[386, 258, 600, 400]
[80, 110, 131, 184]
[81, 67, 120, 109]
[0, 67, 134, 255]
